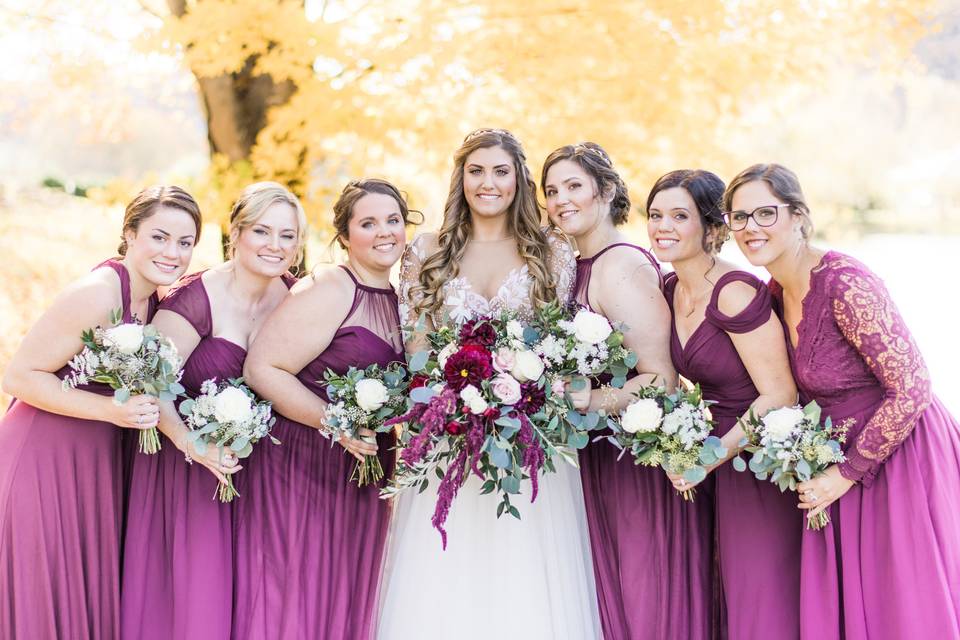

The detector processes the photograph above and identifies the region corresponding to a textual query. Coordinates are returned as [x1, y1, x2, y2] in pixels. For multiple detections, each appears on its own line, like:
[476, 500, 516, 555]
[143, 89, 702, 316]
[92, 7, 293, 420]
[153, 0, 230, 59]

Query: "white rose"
[355, 378, 390, 412]
[571, 309, 613, 345]
[507, 320, 524, 340]
[661, 410, 683, 435]
[762, 407, 805, 441]
[620, 398, 663, 434]
[437, 343, 457, 368]
[510, 350, 545, 382]
[213, 386, 255, 424]
[103, 323, 144, 355]
[459, 384, 489, 414]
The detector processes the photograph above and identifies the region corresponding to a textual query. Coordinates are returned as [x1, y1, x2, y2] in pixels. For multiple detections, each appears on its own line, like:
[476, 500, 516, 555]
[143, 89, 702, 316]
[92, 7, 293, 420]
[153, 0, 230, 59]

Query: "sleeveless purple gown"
[770, 251, 960, 639]
[574, 243, 717, 640]
[232, 266, 402, 640]
[0, 259, 157, 639]
[121, 271, 295, 639]
[664, 270, 801, 639]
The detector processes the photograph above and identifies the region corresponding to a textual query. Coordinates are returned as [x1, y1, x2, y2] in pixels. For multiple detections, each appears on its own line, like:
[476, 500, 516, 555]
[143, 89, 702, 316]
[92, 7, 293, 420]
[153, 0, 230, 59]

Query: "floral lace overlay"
[397, 230, 576, 331]
[783, 252, 932, 485]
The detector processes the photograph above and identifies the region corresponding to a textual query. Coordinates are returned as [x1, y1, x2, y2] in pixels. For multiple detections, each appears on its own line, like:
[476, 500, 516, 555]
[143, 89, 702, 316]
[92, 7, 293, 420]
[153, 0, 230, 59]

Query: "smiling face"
[543, 159, 609, 239]
[729, 180, 805, 267]
[233, 202, 300, 277]
[645, 187, 707, 263]
[342, 192, 406, 271]
[123, 205, 197, 286]
[462, 145, 517, 220]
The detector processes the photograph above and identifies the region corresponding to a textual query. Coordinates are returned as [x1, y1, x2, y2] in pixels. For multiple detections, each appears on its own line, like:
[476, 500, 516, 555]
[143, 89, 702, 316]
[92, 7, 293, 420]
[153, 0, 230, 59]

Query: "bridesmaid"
[235, 179, 412, 640]
[645, 169, 801, 639]
[541, 143, 711, 640]
[0, 186, 201, 639]
[121, 182, 305, 639]
[725, 163, 960, 639]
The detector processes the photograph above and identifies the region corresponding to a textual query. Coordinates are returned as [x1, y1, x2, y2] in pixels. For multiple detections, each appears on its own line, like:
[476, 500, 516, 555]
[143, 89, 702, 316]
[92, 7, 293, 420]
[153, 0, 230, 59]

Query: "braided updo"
[540, 142, 631, 225]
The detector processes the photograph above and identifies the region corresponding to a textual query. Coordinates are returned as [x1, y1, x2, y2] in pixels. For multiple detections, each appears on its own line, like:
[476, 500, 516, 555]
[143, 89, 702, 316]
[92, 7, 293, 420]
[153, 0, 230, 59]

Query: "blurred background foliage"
[1, 1, 959, 408]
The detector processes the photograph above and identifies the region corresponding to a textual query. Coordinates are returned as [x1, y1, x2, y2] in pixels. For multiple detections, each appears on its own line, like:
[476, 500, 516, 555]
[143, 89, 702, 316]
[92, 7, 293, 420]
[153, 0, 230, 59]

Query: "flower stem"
[139, 427, 161, 454]
[677, 487, 697, 502]
[352, 454, 384, 487]
[218, 476, 239, 503]
[806, 511, 830, 530]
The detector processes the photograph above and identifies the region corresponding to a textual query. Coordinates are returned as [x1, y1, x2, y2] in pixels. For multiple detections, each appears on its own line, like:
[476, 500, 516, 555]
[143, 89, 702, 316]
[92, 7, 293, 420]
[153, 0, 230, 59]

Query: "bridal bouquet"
[607, 385, 725, 500]
[63, 307, 184, 453]
[737, 402, 849, 530]
[384, 313, 578, 547]
[178, 377, 278, 502]
[322, 362, 409, 486]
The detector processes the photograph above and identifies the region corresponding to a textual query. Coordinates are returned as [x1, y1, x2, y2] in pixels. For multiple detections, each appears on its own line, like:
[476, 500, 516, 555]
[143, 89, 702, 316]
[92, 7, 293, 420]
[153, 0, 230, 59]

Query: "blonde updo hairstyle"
[227, 181, 308, 267]
[118, 185, 202, 256]
[411, 128, 557, 317]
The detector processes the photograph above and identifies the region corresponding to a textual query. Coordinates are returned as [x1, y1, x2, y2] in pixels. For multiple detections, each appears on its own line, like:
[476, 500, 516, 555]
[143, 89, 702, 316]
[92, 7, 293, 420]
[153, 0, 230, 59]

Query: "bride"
[377, 129, 601, 639]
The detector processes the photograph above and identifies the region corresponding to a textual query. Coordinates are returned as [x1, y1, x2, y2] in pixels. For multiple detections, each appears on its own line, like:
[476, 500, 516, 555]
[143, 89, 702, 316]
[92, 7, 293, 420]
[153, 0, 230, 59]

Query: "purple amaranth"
[388, 388, 458, 466]
[432, 447, 469, 549]
[517, 413, 545, 503]
[465, 413, 488, 479]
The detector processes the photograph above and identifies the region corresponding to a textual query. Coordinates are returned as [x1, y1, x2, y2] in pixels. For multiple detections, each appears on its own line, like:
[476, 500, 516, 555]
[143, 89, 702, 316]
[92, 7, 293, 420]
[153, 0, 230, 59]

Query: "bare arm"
[2, 267, 159, 429]
[717, 281, 797, 463]
[243, 268, 353, 430]
[587, 250, 678, 412]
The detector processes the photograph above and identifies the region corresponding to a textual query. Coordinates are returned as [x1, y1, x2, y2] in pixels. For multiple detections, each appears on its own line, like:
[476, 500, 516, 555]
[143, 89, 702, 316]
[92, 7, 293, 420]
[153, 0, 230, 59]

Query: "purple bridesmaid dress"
[232, 265, 402, 640]
[0, 259, 157, 639]
[772, 251, 960, 639]
[121, 271, 294, 639]
[664, 270, 801, 639]
[574, 243, 717, 640]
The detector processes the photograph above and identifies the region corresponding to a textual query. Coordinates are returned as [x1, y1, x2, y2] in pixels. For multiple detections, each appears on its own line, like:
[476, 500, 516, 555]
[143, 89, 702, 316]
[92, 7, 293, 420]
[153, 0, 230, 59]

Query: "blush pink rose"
[492, 347, 517, 374]
[490, 373, 522, 405]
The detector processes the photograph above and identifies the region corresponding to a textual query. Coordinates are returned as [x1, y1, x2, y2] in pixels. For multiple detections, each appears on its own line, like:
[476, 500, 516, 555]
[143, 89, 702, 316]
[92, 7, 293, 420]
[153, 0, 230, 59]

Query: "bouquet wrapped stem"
[63, 308, 185, 455]
[352, 434, 384, 486]
[323, 363, 409, 488]
[737, 401, 850, 531]
[179, 377, 278, 503]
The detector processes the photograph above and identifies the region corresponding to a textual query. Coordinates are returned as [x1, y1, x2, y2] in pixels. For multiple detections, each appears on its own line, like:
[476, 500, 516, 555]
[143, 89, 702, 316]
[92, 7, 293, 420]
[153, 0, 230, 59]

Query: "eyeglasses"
[721, 204, 791, 231]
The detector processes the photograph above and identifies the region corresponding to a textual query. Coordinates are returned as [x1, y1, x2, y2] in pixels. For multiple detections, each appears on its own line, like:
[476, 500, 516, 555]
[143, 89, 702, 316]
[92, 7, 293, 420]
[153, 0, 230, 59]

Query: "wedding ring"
[810, 493, 818, 502]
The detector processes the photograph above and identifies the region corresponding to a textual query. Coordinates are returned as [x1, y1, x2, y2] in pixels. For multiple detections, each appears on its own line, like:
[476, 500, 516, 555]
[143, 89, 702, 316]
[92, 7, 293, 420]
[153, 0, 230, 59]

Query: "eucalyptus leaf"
[410, 386, 436, 404]
[732, 456, 747, 472]
[408, 350, 429, 373]
[500, 475, 521, 494]
[683, 466, 708, 483]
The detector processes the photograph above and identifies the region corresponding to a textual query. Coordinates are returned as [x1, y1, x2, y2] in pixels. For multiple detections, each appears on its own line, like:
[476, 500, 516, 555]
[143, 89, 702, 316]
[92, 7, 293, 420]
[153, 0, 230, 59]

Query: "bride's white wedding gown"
[376, 233, 601, 640]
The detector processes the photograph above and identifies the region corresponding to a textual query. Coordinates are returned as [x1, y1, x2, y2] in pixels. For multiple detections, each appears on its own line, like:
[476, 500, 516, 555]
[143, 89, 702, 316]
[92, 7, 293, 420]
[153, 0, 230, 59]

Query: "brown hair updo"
[541, 142, 631, 225]
[332, 178, 420, 250]
[118, 185, 202, 255]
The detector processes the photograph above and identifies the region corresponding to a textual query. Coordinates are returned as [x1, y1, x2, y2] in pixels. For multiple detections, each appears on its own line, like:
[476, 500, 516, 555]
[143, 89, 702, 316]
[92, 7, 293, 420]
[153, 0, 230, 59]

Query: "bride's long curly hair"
[411, 128, 557, 317]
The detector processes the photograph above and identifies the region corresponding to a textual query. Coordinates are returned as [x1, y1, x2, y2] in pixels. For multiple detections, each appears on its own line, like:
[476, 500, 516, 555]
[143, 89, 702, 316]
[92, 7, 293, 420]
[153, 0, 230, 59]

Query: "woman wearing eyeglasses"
[646, 169, 802, 639]
[725, 163, 960, 639]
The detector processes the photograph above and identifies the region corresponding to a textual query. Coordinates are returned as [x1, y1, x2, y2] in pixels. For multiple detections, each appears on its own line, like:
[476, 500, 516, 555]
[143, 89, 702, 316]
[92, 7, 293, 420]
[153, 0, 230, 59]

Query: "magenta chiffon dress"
[121, 271, 295, 639]
[665, 270, 801, 639]
[575, 243, 717, 640]
[232, 265, 402, 640]
[0, 258, 157, 639]
[772, 251, 960, 639]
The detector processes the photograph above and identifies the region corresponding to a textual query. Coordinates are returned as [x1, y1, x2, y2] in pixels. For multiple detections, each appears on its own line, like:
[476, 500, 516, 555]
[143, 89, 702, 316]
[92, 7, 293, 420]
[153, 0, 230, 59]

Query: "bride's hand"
[338, 427, 378, 462]
[565, 376, 593, 411]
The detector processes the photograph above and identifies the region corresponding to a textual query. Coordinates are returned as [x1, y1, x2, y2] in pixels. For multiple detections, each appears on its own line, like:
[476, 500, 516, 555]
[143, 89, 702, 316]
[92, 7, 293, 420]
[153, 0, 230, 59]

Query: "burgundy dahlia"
[443, 344, 493, 391]
[459, 318, 497, 347]
[514, 381, 546, 414]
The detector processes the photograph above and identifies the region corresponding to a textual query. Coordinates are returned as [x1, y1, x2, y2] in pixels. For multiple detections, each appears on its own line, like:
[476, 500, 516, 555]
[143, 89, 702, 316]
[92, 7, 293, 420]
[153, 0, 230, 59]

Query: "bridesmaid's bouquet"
[322, 362, 409, 486]
[384, 313, 578, 547]
[737, 402, 849, 529]
[63, 307, 184, 454]
[607, 385, 725, 500]
[178, 377, 278, 502]
[526, 301, 636, 442]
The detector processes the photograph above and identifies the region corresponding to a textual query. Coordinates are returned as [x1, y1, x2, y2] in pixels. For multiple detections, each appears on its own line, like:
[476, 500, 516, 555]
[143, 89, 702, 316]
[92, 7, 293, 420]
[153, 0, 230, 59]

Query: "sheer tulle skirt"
[232, 417, 394, 640]
[376, 460, 601, 640]
[0, 400, 123, 639]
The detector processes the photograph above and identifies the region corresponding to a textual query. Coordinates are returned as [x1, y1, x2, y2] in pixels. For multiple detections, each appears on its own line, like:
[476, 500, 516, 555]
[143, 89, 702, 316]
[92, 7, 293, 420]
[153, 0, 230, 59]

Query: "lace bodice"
[398, 229, 575, 329]
[771, 251, 932, 486]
